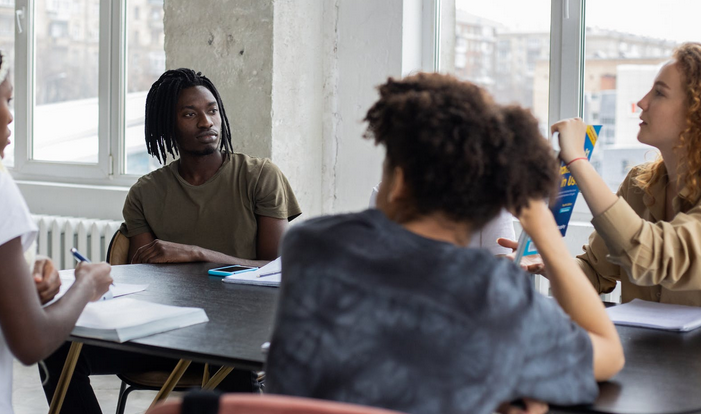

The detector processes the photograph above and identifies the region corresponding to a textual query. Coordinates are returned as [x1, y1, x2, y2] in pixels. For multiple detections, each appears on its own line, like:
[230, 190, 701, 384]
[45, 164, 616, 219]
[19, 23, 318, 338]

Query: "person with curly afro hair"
[265, 73, 623, 414]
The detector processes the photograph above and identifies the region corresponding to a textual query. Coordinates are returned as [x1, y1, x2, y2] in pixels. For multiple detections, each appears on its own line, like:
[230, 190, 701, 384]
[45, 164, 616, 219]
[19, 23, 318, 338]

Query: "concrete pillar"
[163, 0, 434, 218]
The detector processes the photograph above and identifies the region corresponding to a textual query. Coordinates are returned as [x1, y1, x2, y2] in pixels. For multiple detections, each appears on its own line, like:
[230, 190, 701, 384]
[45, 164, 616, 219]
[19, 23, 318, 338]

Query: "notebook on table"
[72, 297, 209, 342]
[222, 257, 281, 287]
[606, 299, 701, 332]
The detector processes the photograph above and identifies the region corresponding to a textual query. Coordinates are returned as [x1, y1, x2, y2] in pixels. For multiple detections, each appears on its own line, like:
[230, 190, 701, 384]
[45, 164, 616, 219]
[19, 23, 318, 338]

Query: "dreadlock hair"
[145, 68, 233, 164]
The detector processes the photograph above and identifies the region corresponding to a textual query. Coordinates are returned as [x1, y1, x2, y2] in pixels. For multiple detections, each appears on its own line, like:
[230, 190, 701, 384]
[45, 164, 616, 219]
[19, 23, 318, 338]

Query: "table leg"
[148, 359, 192, 409]
[202, 366, 234, 390]
[201, 363, 210, 387]
[48, 342, 84, 414]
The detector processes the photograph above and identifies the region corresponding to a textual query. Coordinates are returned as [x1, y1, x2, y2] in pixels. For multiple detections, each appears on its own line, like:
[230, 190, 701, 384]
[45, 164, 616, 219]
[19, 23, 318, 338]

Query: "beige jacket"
[577, 164, 701, 305]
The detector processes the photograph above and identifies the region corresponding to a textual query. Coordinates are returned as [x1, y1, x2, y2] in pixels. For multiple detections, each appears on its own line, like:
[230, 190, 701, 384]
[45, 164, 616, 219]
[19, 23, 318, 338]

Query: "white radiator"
[31, 215, 123, 270]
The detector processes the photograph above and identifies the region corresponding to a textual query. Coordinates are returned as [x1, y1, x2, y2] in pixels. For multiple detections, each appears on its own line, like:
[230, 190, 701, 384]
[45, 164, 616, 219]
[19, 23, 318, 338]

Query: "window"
[583, 0, 700, 193]
[452, 1, 551, 137]
[10, 0, 164, 185]
[446, 0, 701, 214]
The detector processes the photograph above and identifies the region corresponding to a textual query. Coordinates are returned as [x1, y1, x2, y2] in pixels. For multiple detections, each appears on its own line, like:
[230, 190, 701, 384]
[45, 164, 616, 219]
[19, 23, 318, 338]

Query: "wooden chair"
[147, 393, 408, 414]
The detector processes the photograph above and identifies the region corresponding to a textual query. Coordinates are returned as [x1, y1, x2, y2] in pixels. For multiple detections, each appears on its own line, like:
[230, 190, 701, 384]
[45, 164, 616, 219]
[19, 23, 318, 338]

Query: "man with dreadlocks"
[41, 69, 299, 413]
[121, 68, 301, 265]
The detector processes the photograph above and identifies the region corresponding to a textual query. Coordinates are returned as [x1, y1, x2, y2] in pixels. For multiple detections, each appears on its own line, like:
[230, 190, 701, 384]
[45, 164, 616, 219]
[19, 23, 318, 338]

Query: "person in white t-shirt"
[0, 50, 113, 413]
[370, 185, 515, 255]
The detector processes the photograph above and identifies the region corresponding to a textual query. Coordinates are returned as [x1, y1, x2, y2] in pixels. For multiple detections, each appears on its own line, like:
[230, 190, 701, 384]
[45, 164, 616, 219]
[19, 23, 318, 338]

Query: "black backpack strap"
[181, 390, 221, 414]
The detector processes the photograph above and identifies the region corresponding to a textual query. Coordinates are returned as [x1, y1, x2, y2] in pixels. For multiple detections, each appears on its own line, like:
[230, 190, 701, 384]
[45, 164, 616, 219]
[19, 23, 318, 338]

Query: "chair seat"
[119, 370, 204, 390]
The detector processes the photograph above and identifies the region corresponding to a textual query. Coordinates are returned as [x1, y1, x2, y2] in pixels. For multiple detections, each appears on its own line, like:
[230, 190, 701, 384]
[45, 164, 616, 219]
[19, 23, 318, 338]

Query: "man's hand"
[131, 239, 200, 264]
[33, 256, 61, 305]
[497, 238, 545, 274]
[496, 398, 549, 414]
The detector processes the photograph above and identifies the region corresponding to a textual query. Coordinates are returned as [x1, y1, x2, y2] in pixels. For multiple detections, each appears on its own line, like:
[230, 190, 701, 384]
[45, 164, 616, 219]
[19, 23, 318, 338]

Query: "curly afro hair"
[364, 73, 559, 229]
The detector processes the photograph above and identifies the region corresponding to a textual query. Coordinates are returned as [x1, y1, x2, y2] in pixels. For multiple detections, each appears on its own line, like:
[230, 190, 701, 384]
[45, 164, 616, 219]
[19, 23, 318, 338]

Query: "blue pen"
[70, 247, 91, 263]
[70, 248, 114, 300]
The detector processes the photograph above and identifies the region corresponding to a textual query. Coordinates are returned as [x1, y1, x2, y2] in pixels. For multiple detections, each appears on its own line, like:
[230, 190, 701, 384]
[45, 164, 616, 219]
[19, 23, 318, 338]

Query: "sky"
[456, 0, 701, 43]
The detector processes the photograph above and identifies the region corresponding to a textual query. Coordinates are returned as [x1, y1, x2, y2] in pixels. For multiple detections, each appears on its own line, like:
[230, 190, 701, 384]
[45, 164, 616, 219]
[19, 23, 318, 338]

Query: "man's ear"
[387, 166, 409, 203]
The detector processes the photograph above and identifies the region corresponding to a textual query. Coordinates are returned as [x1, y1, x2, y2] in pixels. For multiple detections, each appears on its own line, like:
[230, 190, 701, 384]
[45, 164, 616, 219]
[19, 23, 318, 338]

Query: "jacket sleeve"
[590, 195, 701, 291]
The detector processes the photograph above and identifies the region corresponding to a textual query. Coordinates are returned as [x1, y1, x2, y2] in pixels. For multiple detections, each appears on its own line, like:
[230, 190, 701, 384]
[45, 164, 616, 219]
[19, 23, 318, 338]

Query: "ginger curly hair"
[363, 73, 559, 228]
[635, 42, 701, 205]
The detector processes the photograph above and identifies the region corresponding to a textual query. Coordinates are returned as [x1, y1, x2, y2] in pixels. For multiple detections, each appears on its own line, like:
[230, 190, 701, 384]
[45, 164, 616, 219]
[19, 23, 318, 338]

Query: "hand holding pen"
[71, 248, 114, 301]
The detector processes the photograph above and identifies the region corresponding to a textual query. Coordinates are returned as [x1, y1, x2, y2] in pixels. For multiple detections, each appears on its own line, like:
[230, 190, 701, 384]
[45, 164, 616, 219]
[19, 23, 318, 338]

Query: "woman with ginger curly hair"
[506, 42, 701, 306]
[265, 73, 623, 414]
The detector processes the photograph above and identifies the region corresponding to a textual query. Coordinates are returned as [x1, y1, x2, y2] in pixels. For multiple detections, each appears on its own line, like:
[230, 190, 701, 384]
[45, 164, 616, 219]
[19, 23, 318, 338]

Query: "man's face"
[174, 86, 222, 157]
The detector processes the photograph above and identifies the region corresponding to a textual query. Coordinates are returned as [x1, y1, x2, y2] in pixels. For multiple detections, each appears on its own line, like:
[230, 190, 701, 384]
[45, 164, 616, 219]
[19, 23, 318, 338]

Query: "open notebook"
[606, 299, 701, 332]
[222, 257, 281, 287]
[72, 297, 209, 342]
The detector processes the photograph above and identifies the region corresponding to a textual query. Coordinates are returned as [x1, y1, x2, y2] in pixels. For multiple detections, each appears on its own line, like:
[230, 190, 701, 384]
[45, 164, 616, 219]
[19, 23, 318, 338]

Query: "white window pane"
[0, 0, 14, 167]
[584, 0, 701, 192]
[33, 0, 100, 164]
[125, 0, 164, 175]
[452, 1, 551, 135]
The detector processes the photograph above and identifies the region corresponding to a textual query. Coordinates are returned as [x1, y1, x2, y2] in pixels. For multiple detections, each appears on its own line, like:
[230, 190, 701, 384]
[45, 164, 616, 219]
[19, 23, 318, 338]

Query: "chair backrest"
[106, 229, 130, 265]
[147, 394, 408, 414]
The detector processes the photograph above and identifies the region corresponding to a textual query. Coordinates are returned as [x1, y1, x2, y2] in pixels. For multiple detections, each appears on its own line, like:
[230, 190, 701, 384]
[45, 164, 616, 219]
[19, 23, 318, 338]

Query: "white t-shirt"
[0, 160, 37, 414]
[369, 185, 515, 255]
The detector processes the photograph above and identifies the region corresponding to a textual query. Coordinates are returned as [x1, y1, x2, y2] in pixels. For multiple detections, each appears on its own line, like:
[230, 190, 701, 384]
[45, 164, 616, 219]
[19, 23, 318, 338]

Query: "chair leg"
[115, 382, 137, 414]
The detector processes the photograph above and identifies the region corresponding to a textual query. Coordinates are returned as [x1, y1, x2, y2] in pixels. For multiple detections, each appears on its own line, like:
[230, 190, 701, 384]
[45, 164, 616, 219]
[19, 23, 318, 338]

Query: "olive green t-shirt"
[121, 152, 302, 260]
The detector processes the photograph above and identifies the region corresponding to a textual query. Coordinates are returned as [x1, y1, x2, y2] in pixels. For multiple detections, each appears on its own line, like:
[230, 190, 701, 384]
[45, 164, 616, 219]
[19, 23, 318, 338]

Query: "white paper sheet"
[222, 257, 281, 287]
[606, 299, 701, 332]
[43, 269, 148, 306]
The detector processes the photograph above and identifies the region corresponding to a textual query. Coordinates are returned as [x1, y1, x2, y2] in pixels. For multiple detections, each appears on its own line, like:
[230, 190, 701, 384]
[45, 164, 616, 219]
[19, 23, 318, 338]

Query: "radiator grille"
[31, 215, 123, 270]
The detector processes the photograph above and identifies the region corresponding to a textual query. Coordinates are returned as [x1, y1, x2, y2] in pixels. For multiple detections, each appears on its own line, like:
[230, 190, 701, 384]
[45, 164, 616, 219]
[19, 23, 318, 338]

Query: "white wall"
[271, 1, 324, 217]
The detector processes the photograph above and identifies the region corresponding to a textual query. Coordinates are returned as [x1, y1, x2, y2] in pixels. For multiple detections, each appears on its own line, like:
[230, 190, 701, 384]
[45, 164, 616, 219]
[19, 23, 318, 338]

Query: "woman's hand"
[551, 118, 588, 164]
[74, 262, 113, 302]
[497, 238, 545, 274]
[32, 256, 61, 305]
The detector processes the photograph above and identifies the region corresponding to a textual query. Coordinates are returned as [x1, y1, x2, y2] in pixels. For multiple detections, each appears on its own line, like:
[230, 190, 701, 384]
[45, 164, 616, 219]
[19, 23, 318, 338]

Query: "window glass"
[584, 0, 701, 192]
[33, 0, 100, 163]
[452, 1, 551, 136]
[0, 0, 14, 166]
[125, 0, 165, 175]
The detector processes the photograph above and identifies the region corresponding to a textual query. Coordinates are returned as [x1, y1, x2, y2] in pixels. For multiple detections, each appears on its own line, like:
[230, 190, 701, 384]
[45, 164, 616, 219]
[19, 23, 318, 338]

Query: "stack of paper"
[44, 269, 148, 306]
[606, 299, 701, 332]
[222, 257, 281, 287]
[72, 297, 209, 342]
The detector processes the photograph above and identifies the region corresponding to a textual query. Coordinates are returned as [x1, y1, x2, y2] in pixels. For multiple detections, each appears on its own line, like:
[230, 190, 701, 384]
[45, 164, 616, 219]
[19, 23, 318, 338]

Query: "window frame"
[11, 0, 138, 187]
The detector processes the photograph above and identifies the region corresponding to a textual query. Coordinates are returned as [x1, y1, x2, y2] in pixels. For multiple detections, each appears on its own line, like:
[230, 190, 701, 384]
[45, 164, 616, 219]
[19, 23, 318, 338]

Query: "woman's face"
[636, 61, 687, 153]
[0, 75, 13, 159]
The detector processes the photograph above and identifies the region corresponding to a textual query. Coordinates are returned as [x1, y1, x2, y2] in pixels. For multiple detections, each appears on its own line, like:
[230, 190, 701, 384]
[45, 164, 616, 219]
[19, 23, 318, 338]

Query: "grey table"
[57, 264, 701, 414]
[49, 262, 279, 414]
[552, 324, 701, 414]
[68, 262, 280, 370]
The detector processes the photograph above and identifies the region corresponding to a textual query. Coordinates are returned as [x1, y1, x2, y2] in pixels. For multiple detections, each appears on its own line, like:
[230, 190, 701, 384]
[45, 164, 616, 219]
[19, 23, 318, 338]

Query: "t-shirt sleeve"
[0, 172, 37, 250]
[513, 293, 598, 405]
[253, 160, 302, 221]
[121, 184, 153, 238]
